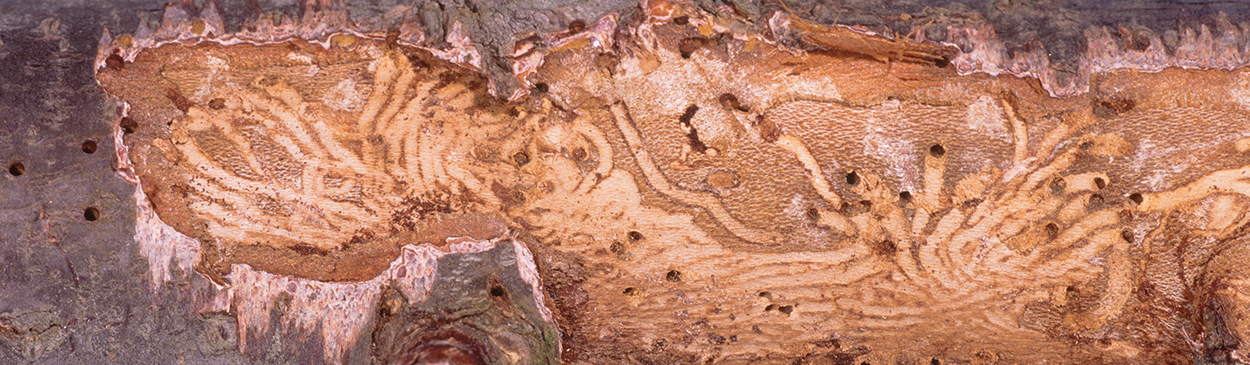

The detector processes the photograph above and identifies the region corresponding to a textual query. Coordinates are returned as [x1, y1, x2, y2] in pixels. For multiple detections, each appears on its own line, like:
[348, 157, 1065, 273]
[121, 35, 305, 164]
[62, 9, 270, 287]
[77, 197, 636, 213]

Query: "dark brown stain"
[756, 115, 781, 143]
[718, 93, 748, 112]
[207, 97, 226, 110]
[1093, 97, 1136, 117]
[105, 53, 125, 71]
[678, 104, 707, 153]
[164, 87, 194, 113]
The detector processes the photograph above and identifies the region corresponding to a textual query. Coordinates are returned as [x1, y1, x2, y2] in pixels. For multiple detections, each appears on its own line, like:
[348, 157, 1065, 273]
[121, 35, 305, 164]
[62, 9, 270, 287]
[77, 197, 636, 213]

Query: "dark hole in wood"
[931, 358, 940, 365]
[105, 54, 125, 71]
[120, 117, 138, 134]
[623, 287, 639, 295]
[8, 162, 25, 176]
[534, 82, 549, 93]
[490, 285, 505, 297]
[1129, 193, 1143, 204]
[1120, 229, 1135, 243]
[571, 147, 587, 161]
[1094, 177, 1106, 189]
[845, 171, 859, 185]
[765, 304, 778, 312]
[898, 191, 912, 201]
[84, 207, 100, 221]
[666, 270, 682, 282]
[1045, 223, 1059, 238]
[1089, 194, 1104, 207]
[512, 151, 530, 166]
[1050, 177, 1066, 193]
[929, 144, 946, 158]
[81, 140, 97, 154]
[778, 305, 794, 314]
[208, 98, 226, 110]
[673, 15, 689, 25]
[758, 291, 771, 298]
[628, 230, 644, 242]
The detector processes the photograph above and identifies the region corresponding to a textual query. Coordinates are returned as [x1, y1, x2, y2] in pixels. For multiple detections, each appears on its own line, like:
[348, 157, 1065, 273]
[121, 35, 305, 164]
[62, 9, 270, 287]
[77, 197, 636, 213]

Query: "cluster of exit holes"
[7, 139, 103, 222]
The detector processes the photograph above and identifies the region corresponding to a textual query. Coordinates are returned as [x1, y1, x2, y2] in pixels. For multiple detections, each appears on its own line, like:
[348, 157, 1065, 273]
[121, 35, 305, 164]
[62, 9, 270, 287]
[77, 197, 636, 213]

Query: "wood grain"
[96, 6, 1250, 364]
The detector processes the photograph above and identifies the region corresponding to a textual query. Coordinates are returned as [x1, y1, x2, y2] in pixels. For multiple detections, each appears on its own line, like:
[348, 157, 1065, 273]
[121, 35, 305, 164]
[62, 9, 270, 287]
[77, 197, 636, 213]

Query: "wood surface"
[94, 1, 1250, 363]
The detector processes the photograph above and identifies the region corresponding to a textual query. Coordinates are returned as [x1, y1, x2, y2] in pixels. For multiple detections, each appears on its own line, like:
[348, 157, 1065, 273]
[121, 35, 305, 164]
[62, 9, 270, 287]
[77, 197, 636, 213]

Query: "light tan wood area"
[98, 10, 1250, 365]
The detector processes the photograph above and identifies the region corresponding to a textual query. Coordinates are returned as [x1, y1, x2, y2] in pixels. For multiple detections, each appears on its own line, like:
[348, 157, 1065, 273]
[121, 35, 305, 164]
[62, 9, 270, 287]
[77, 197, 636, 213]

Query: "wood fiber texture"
[95, 2, 1250, 364]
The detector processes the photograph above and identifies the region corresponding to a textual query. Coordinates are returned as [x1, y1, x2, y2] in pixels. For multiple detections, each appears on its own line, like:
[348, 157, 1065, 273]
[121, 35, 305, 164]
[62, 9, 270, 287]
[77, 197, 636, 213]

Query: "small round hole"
[845, 171, 859, 185]
[533, 82, 549, 93]
[84, 207, 100, 221]
[778, 305, 794, 314]
[1120, 229, 1134, 243]
[570, 147, 587, 161]
[105, 54, 125, 71]
[929, 144, 946, 158]
[665, 270, 682, 282]
[207, 98, 226, 110]
[673, 15, 689, 25]
[898, 191, 912, 201]
[1128, 193, 1143, 204]
[931, 358, 940, 365]
[512, 151, 530, 166]
[1094, 177, 1106, 190]
[627, 231, 644, 242]
[623, 287, 639, 295]
[1045, 223, 1059, 238]
[489, 285, 505, 297]
[81, 140, 97, 154]
[120, 117, 138, 134]
[764, 304, 778, 312]
[1050, 177, 1066, 193]
[8, 162, 24, 176]
[1088, 194, 1104, 207]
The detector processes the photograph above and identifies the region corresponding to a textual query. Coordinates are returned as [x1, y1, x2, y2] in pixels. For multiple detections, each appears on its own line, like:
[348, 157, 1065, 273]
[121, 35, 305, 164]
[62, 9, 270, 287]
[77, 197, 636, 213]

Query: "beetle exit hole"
[84, 207, 100, 221]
